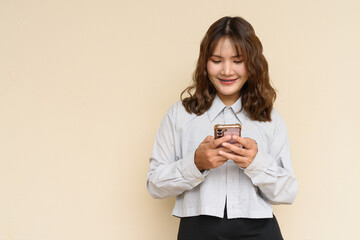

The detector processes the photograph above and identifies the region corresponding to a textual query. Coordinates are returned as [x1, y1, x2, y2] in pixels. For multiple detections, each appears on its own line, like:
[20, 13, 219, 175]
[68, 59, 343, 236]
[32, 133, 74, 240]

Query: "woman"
[147, 16, 298, 240]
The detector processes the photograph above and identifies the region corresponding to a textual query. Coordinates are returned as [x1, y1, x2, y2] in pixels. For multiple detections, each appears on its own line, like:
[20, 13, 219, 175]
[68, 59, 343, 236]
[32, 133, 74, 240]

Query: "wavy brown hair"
[181, 16, 276, 122]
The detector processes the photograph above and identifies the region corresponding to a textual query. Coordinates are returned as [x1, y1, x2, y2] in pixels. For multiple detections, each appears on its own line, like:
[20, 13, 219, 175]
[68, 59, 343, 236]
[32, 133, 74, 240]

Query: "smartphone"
[214, 124, 241, 144]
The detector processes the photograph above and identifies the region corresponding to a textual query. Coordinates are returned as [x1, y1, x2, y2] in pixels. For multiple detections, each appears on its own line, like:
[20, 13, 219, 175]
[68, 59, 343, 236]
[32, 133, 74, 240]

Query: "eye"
[234, 60, 243, 64]
[211, 59, 221, 64]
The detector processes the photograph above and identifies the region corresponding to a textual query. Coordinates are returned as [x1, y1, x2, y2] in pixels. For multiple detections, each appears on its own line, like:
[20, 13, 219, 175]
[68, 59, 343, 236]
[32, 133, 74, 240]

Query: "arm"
[219, 116, 298, 204]
[146, 107, 206, 199]
[244, 121, 298, 204]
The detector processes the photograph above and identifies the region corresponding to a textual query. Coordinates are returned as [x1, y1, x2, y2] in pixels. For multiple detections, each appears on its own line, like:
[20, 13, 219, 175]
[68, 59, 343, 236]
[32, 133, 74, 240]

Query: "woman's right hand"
[194, 135, 232, 171]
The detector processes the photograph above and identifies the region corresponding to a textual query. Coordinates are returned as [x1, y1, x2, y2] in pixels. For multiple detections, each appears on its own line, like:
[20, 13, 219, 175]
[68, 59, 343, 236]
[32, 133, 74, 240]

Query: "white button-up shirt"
[147, 96, 298, 219]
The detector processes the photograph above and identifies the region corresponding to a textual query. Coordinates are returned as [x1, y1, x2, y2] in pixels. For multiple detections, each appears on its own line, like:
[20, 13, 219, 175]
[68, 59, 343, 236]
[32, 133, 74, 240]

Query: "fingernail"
[222, 142, 228, 146]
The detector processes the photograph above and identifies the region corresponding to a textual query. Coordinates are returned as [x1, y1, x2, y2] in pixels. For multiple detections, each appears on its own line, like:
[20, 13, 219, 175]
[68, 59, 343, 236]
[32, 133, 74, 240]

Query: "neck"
[217, 94, 240, 107]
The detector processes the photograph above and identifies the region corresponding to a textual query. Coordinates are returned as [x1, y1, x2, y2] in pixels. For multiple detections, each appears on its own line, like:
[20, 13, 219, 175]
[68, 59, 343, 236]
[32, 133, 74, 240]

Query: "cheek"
[242, 64, 250, 77]
[236, 64, 248, 75]
[244, 68, 250, 80]
[206, 62, 217, 76]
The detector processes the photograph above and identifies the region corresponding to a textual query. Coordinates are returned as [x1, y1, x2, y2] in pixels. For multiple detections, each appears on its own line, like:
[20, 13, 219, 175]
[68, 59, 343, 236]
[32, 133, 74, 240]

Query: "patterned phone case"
[214, 124, 241, 144]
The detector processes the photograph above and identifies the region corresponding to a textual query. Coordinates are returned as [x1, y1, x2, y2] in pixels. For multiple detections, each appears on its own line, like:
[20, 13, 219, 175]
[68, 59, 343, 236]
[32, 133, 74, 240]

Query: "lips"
[219, 78, 237, 85]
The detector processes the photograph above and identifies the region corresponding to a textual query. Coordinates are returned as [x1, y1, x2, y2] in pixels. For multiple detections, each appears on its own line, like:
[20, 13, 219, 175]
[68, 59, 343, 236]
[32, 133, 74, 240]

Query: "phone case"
[214, 124, 241, 144]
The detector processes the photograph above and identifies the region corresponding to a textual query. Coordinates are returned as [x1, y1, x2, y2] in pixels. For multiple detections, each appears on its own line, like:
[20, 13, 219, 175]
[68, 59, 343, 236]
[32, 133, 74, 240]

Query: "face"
[206, 37, 249, 106]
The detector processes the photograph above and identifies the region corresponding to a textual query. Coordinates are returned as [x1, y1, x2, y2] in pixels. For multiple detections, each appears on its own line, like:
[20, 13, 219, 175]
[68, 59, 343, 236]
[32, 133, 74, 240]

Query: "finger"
[232, 136, 256, 149]
[218, 150, 247, 162]
[214, 155, 228, 162]
[211, 135, 232, 148]
[221, 142, 246, 155]
[203, 135, 214, 143]
[211, 156, 228, 168]
[210, 146, 232, 155]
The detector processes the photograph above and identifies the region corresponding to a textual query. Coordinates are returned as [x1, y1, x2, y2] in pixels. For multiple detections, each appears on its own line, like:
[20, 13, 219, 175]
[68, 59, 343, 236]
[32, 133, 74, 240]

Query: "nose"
[221, 61, 233, 76]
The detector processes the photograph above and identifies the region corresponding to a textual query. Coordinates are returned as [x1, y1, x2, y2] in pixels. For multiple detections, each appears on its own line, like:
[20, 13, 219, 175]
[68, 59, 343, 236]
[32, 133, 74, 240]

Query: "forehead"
[211, 37, 242, 56]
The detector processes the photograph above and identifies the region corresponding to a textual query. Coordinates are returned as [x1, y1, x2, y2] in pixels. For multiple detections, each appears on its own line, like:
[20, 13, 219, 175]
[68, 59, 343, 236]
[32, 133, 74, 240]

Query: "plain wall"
[1, 0, 359, 239]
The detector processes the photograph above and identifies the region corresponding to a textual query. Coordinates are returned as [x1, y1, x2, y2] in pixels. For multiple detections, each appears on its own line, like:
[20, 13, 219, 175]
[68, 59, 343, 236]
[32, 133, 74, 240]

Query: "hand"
[194, 135, 232, 171]
[219, 135, 258, 169]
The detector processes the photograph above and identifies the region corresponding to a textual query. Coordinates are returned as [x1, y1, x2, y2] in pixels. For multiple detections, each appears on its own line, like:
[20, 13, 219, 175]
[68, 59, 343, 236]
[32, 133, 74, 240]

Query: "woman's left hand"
[219, 135, 258, 168]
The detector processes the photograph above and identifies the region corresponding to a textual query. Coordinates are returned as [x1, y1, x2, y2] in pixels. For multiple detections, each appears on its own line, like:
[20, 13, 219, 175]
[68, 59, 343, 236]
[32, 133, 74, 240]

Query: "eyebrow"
[211, 54, 243, 58]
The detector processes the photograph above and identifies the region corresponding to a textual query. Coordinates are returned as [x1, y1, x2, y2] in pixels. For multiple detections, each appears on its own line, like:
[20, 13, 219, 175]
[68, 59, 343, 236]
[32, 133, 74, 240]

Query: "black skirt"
[177, 208, 283, 240]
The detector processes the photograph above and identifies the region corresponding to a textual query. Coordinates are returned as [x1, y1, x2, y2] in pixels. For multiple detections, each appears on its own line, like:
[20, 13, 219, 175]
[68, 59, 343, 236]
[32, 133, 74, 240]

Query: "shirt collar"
[207, 95, 247, 124]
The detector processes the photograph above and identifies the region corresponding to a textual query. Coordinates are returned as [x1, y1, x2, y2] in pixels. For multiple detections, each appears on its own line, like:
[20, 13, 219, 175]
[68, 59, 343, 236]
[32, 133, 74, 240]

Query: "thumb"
[203, 135, 214, 143]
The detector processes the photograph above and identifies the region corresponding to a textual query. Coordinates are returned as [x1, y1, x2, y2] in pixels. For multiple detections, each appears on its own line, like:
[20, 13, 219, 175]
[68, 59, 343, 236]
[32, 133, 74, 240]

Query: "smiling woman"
[181, 16, 276, 122]
[207, 37, 249, 106]
[147, 16, 297, 240]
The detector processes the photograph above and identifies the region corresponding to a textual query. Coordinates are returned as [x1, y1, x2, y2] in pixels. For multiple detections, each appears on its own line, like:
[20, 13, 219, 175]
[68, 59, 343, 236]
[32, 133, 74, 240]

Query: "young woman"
[147, 16, 298, 240]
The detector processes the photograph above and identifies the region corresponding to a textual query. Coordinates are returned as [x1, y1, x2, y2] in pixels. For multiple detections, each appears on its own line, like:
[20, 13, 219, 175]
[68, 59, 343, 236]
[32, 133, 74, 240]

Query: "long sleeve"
[146, 106, 206, 199]
[244, 114, 298, 204]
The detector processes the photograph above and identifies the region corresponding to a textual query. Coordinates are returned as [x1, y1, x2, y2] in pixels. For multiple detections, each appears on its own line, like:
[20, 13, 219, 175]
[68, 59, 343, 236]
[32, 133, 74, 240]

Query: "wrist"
[194, 149, 204, 171]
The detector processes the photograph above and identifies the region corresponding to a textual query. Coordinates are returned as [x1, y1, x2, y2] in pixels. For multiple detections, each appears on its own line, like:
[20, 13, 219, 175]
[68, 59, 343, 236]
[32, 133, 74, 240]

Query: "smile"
[219, 78, 237, 85]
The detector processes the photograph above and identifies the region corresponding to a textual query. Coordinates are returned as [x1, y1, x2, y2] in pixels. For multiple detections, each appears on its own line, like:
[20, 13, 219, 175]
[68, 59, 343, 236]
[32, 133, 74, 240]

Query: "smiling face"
[206, 37, 249, 106]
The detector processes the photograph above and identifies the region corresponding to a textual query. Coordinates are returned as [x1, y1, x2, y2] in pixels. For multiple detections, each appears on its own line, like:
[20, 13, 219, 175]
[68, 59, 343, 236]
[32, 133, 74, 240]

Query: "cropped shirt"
[147, 95, 298, 219]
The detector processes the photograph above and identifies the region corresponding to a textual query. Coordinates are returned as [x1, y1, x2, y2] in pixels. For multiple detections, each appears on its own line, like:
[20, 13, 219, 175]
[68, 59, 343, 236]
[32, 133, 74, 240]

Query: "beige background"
[1, 0, 359, 239]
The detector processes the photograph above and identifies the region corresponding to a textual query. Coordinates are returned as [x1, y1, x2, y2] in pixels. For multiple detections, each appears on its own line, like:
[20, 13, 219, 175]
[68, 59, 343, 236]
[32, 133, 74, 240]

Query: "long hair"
[181, 16, 276, 122]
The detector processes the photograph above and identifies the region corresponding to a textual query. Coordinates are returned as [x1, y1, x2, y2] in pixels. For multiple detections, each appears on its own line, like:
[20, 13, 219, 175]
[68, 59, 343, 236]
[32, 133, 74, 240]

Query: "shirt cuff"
[179, 150, 207, 186]
[244, 150, 273, 178]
